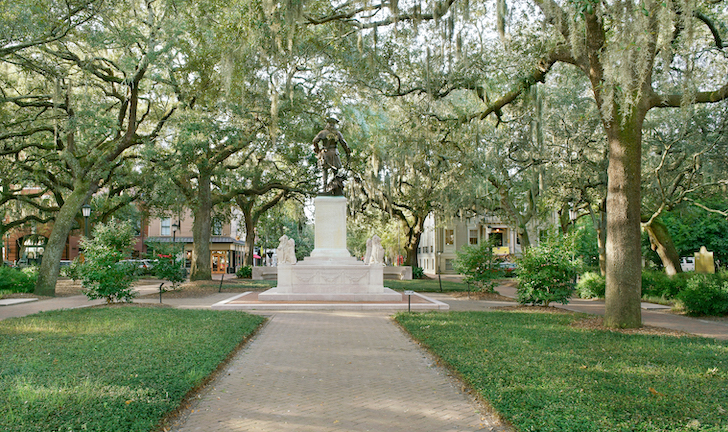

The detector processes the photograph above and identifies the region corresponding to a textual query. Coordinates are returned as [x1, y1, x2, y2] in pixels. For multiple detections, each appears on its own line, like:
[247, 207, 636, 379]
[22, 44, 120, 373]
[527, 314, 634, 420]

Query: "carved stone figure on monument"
[364, 237, 373, 264]
[372, 235, 385, 265]
[364, 235, 385, 265]
[277, 235, 297, 265]
[312, 117, 351, 196]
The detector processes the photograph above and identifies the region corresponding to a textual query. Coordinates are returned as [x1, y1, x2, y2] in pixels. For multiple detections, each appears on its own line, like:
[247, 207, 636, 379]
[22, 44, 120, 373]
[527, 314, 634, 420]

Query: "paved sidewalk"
[169, 311, 509, 432]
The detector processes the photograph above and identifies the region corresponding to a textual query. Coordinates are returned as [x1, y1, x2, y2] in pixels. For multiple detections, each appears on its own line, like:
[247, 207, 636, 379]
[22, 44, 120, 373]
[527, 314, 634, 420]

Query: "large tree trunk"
[643, 217, 682, 276]
[604, 115, 644, 328]
[190, 174, 212, 281]
[35, 182, 91, 296]
[403, 216, 425, 267]
[244, 210, 256, 266]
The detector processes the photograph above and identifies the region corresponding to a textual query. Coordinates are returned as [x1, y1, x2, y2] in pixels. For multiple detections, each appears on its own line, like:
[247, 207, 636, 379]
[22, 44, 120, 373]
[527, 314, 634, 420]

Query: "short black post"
[218, 272, 224, 293]
[438, 273, 443, 292]
[159, 282, 165, 304]
[408, 293, 411, 312]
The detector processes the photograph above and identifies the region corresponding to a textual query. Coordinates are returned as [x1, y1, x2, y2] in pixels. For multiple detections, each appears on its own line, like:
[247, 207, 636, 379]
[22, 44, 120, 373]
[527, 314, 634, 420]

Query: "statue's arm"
[312, 131, 323, 153]
[339, 132, 351, 155]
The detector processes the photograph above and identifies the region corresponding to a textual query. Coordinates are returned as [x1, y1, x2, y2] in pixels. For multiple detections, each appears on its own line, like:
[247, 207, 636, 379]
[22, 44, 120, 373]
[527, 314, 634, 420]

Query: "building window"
[445, 259, 454, 271]
[469, 229, 478, 245]
[212, 219, 223, 236]
[445, 229, 454, 245]
[161, 218, 171, 236]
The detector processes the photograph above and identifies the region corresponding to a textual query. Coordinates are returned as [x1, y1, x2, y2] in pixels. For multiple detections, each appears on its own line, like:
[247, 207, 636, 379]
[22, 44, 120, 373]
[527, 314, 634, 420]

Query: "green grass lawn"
[0, 306, 265, 432]
[396, 310, 728, 432]
[384, 278, 471, 292]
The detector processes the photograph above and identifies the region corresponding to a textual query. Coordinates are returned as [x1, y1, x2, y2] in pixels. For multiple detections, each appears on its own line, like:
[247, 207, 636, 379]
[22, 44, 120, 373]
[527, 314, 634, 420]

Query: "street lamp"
[436, 251, 443, 292]
[172, 221, 179, 243]
[82, 204, 92, 238]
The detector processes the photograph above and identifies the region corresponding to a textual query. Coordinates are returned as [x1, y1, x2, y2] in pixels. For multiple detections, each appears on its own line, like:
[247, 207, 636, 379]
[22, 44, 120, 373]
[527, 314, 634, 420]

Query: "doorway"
[211, 252, 228, 274]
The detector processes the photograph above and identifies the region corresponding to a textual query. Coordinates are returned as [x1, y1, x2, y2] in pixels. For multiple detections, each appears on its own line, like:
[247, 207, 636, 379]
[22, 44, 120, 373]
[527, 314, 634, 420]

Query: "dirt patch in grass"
[495, 305, 689, 337]
[450, 291, 516, 302]
[570, 316, 690, 337]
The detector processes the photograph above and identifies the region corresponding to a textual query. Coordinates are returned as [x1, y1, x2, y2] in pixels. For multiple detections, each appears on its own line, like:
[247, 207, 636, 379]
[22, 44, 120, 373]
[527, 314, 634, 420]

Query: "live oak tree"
[306, 0, 728, 328]
[1, 0, 181, 296]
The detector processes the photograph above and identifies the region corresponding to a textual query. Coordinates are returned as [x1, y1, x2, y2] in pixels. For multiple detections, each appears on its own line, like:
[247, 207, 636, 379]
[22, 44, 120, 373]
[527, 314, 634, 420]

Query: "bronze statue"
[312, 117, 351, 195]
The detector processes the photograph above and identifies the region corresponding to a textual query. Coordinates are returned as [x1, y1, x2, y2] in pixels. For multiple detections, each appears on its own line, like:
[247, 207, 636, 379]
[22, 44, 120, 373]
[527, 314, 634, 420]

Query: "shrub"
[61, 258, 84, 280]
[453, 240, 503, 293]
[78, 220, 138, 303]
[236, 265, 252, 279]
[412, 266, 424, 279]
[0, 266, 37, 294]
[676, 274, 728, 316]
[576, 271, 605, 299]
[641, 270, 688, 299]
[516, 235, 580, 306]
[152, 244, 187, 290]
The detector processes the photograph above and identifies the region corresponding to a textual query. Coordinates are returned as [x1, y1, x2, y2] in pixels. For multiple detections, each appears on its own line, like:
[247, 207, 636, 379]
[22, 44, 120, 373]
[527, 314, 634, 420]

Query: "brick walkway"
[168, 311, 510, 432]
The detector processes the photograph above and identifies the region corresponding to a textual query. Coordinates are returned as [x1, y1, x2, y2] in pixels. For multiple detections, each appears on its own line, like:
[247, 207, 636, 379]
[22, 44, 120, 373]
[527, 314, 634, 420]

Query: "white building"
[418, 213, 544, 275]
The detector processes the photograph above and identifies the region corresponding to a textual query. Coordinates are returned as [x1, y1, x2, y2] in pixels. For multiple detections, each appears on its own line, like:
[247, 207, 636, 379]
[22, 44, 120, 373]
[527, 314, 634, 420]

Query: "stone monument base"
[257, 257, 402, 302]
[258, 195, 401, 302]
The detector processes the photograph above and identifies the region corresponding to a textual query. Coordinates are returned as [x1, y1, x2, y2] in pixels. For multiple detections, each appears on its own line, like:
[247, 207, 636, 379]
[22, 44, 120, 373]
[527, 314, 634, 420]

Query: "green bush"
[516, 235, 580, 306]
[453, 240, 502, 293]
[641, 270, 688, 299]
[61, 259, 83, 280]
[676, 274, 728, 316]
[0, 266, 37, 294]
[412, 266, 424, 279]
[576, 271, 605, 299]
[236, 265, 252, 279]
[78, 220, 138, 303]
[151, 244, 187, 290]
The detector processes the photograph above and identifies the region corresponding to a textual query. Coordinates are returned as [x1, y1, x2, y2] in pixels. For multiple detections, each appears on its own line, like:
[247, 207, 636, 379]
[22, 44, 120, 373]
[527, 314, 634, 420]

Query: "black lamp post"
[82, 204, 92, 238]
[436, 251, 443, 292]
[172, 221, 179, 244]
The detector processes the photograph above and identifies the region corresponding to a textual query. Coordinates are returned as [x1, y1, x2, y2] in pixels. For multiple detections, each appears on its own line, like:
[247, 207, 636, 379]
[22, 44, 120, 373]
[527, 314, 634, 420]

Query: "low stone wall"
[383, 266, 412, 280]
[253, 266, 413, 281]
[252, 266, 278, 280]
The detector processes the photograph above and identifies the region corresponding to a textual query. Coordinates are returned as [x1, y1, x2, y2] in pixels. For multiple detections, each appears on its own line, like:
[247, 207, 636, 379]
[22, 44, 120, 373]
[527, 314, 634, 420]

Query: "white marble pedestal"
[258, 196, 401, 302]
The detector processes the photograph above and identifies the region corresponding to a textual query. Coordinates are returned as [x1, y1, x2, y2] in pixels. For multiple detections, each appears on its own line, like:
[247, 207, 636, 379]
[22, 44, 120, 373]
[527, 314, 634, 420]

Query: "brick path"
[169, 311, 509, 432]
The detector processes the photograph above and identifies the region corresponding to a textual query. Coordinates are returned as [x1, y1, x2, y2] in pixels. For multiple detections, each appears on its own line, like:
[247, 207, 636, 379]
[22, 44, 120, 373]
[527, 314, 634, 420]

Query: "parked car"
[680, 256, 695, 272]
[498, 261, 518, 277]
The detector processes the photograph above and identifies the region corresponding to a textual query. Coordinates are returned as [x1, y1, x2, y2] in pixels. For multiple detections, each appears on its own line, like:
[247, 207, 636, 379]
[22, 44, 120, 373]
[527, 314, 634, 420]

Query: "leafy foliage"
[453, 240, 503, 293]
[412, 266, 424, 279]
[150, 243, 187, 291]
[236, 265, 252, 279]
[662, 201, 728, 269]
[641, 270, 689, 300]
[78, 220, 138, 303]
[517, 235, 580, 306]
[677, 274, 728, 316]
[576, 271, 605, 299]
[0, 267, 37, 295]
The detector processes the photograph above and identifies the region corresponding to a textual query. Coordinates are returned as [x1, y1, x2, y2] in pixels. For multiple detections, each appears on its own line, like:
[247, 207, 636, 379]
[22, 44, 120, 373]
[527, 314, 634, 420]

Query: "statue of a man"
[312, 117, 351, 195]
